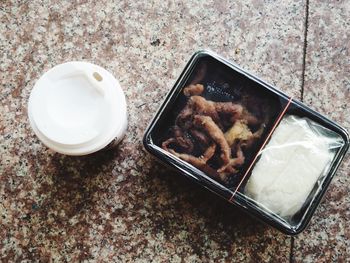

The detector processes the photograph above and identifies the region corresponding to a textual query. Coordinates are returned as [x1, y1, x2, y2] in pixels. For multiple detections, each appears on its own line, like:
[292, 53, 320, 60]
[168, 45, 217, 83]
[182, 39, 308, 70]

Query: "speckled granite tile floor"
[0, 0, 348, 262]
[292, 1, 350, 262]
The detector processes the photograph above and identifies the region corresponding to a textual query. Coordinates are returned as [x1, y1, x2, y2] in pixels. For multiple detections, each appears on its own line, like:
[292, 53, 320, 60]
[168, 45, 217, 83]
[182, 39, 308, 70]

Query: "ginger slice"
[224, 120, 253, 146]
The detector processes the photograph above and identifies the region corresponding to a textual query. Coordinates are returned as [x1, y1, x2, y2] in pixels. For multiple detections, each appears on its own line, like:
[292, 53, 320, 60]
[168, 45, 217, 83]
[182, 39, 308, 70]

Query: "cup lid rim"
[28, 61, 128, 155]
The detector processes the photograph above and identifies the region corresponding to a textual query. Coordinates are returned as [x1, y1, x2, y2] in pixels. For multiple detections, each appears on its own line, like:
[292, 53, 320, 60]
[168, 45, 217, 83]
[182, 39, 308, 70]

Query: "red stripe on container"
[228, 97, 293, 203]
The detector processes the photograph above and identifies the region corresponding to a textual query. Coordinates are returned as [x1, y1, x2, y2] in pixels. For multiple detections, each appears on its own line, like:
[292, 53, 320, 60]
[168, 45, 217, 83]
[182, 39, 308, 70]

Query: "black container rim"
[143, 49, 350, 235]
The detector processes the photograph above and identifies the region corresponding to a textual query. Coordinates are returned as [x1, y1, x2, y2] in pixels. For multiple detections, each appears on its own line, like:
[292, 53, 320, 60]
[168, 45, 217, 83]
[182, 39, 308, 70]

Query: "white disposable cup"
[28, 61, 127, 155]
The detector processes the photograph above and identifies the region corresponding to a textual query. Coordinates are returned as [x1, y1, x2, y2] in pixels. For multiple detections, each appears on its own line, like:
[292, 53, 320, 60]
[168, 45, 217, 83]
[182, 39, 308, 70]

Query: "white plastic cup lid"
[28, 61, 127, 155]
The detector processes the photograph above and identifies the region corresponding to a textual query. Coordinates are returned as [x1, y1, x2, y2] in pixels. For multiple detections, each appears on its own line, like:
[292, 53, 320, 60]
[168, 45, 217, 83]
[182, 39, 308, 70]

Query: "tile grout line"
[290, 237, 295, 263]
[290, 1, 310, 263]
[300, 0, 310, 103]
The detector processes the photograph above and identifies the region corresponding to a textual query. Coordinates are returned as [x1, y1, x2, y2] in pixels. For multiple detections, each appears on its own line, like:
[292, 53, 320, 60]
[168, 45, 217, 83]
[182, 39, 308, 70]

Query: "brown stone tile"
[293, 1, 350, 262]
[0, 0, 307, 261]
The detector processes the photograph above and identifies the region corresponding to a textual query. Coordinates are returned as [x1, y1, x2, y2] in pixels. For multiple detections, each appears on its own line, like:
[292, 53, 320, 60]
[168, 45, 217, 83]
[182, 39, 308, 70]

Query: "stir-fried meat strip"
[163, 142, 217, 168]
[175, 102, 194, 129]
[176, 95, 243, 130]
[193, 115, 231, 165]
[241, 109, 260, 126]
[176, 95, 221, 129]
[215, 102, 243, 123]
[190, 96, 222, 126]
[189, 129, 210, 145]
[217, 144, 245, 175]
[172, 126, 194, 153]
[183, 84, 204, 97]
[162, 138, 176, 151]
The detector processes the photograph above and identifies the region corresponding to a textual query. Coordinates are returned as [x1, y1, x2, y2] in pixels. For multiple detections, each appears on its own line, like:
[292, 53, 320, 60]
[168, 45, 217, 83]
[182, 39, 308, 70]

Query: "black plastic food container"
[143, 50, 349, 235]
